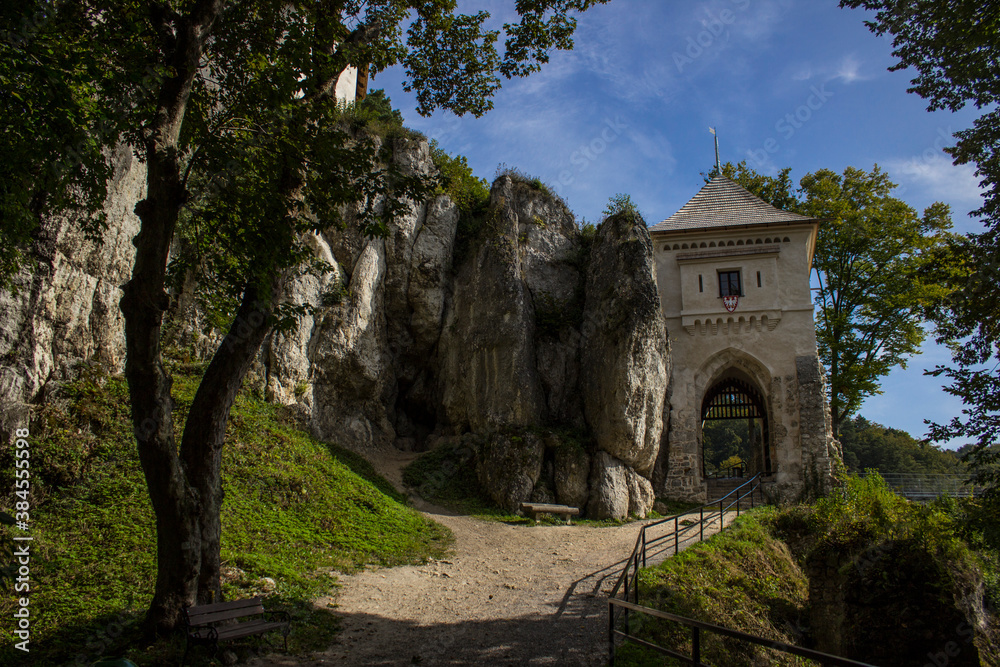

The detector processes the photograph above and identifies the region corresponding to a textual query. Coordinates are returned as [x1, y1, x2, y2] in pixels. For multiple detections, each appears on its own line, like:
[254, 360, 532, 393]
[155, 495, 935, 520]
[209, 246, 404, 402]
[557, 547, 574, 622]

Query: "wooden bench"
[182, 596, 290, 664]
[520, 502, 581, 525]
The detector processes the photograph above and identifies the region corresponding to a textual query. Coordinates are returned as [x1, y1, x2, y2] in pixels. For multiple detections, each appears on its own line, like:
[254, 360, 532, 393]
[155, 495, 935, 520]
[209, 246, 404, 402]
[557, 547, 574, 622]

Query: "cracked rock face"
[476, 431, 545, 513]
[437, 177, 546, 433]
[587, 450, 655, 520]
[0, 144, 143, 430]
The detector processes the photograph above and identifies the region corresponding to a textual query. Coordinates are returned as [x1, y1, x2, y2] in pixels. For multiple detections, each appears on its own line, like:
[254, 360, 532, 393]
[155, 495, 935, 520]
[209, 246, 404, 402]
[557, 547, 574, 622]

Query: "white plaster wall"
[335, 66, 358, 104]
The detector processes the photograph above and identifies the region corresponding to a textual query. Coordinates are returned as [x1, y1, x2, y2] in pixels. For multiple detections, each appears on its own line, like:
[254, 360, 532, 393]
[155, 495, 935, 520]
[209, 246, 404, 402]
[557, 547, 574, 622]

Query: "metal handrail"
[609, 598, 878, 666]
[608, 474, 763, 664]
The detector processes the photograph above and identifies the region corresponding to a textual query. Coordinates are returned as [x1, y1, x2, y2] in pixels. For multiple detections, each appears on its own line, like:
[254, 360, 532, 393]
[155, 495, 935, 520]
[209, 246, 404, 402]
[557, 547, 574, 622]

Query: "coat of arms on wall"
[723, 295, 739, 312]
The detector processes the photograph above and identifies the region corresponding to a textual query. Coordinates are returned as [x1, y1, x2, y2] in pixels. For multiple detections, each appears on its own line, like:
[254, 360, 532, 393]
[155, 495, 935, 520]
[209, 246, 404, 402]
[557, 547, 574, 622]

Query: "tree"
[4, 0, 609, 634]
[841, 1, 1000, 492]
[718, 162, 957, 436]
[799, 166, 956, 435]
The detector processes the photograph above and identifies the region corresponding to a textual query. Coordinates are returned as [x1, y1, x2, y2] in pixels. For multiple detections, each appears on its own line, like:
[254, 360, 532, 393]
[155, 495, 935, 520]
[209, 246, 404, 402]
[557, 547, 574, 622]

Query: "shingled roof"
[649, 176, 816, 233]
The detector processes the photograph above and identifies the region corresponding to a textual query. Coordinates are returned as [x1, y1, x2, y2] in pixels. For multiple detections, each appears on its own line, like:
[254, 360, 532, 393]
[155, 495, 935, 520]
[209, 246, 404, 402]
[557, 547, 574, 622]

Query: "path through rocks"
[250, 451, 736, 666]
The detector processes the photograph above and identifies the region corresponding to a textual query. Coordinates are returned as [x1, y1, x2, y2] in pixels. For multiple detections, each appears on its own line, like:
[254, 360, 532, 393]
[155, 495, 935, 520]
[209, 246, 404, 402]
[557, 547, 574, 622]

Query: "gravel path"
[250, 451, 734, 666]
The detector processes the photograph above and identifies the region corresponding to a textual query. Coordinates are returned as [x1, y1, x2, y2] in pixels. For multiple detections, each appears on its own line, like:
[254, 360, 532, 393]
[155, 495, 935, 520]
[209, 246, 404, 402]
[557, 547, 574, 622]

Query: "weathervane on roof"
[709, 127, 721, 175]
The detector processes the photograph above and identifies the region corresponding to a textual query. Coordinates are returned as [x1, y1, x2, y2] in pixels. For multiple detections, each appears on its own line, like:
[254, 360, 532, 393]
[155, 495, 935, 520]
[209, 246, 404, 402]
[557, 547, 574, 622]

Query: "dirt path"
[250, 451, 735, 666]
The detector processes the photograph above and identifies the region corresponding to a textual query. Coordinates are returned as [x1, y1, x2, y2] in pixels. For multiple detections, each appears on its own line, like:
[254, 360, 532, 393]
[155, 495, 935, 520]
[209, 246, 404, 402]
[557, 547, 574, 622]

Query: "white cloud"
[789, 54, 871, 85]
[790, 64, 814, 81]
[832, 54, 868, 84]
[885, 152, 984, 209]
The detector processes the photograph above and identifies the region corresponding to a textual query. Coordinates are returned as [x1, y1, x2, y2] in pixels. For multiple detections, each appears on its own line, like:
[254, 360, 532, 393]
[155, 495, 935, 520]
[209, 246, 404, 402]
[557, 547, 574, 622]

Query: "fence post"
[719, 499, 723, 529]
[692, 626, 701, 665]
[608, 601, 615, 666]
[675, 516, 679, 555]
[699, 506, 704, 542]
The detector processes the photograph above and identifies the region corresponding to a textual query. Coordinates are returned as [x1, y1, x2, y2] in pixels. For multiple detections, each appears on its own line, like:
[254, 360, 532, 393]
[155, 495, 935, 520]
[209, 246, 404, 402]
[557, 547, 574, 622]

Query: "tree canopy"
[799, 166, 956, 434]
[838, 415, 964, 475]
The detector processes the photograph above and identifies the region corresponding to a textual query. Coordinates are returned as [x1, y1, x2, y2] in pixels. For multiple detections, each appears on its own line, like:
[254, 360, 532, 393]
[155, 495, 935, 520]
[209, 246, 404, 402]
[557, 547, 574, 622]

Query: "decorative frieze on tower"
[650, 177, 838, 502]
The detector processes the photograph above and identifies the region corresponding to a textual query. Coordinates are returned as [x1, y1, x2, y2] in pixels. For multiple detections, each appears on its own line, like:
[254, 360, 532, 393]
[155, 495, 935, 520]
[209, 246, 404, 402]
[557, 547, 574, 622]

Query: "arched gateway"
[649, 177, 838, 502]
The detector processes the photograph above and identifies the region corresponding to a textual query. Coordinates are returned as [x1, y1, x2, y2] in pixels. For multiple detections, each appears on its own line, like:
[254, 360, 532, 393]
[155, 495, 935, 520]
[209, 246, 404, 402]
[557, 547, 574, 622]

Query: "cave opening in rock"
[700, 377, 771, 478]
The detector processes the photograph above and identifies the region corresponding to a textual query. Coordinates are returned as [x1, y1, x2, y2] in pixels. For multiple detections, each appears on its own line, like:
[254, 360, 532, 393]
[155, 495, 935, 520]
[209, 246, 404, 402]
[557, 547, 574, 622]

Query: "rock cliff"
[0, 138, 671, 519]
[0, 145, 143, 430]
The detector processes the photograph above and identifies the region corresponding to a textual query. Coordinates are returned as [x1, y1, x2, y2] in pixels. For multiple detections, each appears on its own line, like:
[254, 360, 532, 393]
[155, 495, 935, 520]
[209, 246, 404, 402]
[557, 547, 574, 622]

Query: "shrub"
[602, 193, 641, 220]
[429, 140, 490, 216]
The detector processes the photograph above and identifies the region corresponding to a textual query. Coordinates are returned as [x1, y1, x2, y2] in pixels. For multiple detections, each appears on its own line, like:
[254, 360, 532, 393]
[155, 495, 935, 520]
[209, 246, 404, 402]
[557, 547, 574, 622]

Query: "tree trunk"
[122, 144, 202, 632]
[180, 285, 281, 604]
[120, 0, 225, 635]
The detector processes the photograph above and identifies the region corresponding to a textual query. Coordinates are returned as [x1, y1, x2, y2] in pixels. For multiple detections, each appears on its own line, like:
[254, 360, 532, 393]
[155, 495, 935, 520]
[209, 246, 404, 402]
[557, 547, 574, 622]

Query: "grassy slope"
[0, 362, 451, 665]
[620, 509, 810, 667]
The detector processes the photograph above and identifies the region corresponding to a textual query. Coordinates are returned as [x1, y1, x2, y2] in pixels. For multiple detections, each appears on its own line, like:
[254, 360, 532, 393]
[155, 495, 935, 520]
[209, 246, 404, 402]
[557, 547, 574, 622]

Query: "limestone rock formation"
[264, 232, 343, 409]
[587, 450, 655, 520]
[0, 145, 144, 430]
[476, 431, 545, 513]
[437, 177, 546, 433]
[554, 444, 591, 509]
[579, 212, 668, 518]
[310, 240, 395, 452]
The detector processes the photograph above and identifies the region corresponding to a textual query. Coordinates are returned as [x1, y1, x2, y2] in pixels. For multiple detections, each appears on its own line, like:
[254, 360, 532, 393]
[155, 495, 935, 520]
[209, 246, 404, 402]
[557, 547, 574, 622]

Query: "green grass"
[632, 509, 811, 667]
[0, 362, 451, 666]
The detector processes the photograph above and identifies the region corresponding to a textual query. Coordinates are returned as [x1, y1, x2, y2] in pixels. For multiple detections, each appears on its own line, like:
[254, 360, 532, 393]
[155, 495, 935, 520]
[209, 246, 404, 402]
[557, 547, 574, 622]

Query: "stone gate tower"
[649, 177, 838, 502]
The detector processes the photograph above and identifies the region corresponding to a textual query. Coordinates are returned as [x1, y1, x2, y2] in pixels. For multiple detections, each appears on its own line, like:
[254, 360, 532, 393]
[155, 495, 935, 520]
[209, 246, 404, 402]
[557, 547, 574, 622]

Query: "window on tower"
[718, 270, 742, 297]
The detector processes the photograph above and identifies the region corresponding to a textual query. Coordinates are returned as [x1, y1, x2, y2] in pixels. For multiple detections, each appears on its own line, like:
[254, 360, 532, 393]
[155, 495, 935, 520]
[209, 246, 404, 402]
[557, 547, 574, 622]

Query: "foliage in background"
[0, 362, 450, 665]
[351, 89, 405, 130]
[840, 0, 1000, 498]
[799, 166, 957, 434]
[702, 419, 759, 474]
[711, 160, 798, 211]
[838, 415, 965, 475]
[602, 192, 641, 220]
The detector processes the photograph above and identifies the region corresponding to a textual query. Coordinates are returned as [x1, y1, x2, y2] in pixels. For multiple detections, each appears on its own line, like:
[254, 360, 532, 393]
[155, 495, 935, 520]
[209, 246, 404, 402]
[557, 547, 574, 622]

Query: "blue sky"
[373, 0, 986, 448]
